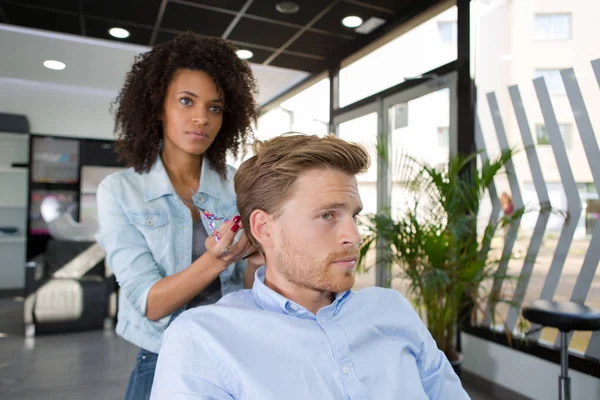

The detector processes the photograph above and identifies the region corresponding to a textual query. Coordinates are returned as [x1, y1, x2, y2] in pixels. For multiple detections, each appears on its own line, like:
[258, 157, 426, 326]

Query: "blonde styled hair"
[234, 133, 370, 251]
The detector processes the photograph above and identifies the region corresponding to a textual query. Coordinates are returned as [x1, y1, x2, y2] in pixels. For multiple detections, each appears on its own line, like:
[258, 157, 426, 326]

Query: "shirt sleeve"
[393, 290, 471, 399]
[95, 179, 166, 323]
[151, 321, 234, 400]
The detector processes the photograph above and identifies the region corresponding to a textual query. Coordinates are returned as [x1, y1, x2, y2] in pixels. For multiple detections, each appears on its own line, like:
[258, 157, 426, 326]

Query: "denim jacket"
[96, 155, 246, 353]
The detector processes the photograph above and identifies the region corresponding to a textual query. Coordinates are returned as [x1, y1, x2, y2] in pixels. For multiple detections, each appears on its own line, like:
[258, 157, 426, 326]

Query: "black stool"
[522, 300, 600, 400]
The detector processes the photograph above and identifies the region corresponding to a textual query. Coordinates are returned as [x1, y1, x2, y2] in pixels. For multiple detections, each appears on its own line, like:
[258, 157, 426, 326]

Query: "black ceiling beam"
[169, 0, 353, 40]
[149, 25, 325, 61]
[228, 38, 325, 60]
[86, 15, 154, 31]
[222, 0, 254, 39]
[0, 0, 330, 60]
[342, 0, 395, 14]
[0, 3, 8, 23]
[78, 0, 86, 36]
[169, 0, 237, 16]
[1, 0, 78, 17]
[243, 13, 354, 39]
[150, 0, 169, 46]
[263, 0, 341, 66]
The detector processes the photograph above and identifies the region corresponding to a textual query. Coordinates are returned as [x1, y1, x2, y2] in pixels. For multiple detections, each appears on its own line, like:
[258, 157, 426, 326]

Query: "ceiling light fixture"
[355, 17, 385, 34]
[276, 1, 300, 14]
[109, 27, 130, 39]
[236, 49, 254, 60]
[43, 60, 66, 70]
[342, 15, 363, 28]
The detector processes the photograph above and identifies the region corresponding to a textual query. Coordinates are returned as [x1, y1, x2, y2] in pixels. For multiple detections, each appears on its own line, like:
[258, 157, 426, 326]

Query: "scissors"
[178, 191, 256, 259]
[177, 192, 230, 241]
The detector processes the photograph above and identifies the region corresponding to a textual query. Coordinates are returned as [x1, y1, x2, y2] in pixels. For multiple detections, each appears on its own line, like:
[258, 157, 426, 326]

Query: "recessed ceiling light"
[342, 15, 363, 28]
[236, 49, 254, 60]
[276, 1, 299, 14]
[43, 60, 66, 70]
[109, 27, 130, 39]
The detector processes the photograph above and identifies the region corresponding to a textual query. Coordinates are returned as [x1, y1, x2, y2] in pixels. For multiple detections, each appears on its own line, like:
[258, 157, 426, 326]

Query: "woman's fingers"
[228, 232, 253, 256]
[205, 216, 245, 261]
[203, 216, 261, 267]
[215, 216, 241, 248]
[221, 227, 252, 259]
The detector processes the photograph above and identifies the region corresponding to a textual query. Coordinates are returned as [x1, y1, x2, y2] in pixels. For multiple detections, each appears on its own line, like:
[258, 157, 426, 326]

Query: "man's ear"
[249, 209, 273, 250]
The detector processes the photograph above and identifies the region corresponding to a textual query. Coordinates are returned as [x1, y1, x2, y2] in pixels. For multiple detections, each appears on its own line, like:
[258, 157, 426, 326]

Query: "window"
[534, 69, 566, 95]
[534, 13, 571, 40]
[437, 126, 449, 147]
[255, 108, 292, 141]
[280, 79, 330, 126]
[339, 6, 457, 107]
[535, 123, 571, 149]
[393, 103, 408, 130]
[256, 79, 330, 142]
[437, 21, 457, 43]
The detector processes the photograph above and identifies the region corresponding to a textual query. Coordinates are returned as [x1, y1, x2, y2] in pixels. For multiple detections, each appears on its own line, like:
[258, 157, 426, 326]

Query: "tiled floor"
[0, 298, 501, 399]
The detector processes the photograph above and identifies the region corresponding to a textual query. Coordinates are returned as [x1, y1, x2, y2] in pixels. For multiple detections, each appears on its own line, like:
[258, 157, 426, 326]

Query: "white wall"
[0, 78, 117, 140]
[462, 333, 600, 400]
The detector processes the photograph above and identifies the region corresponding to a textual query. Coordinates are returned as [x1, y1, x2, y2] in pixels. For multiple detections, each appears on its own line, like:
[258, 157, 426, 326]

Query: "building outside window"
[534, 69, 566, 95]
[535, 123, 572, 149]
[534, 13, 571, 40]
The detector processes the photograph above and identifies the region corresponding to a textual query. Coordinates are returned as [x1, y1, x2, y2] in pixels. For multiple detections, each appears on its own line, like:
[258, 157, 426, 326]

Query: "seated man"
[151, 133, 469, 399]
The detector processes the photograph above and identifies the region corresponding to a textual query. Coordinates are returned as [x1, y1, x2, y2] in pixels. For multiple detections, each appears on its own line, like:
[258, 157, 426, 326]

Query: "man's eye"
[320, 212, 334, 220]
[179, 97, 193, 106]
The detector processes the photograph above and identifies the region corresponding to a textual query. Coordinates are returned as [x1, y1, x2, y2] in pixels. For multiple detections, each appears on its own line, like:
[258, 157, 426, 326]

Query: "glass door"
[383, 77, 456, 220]
[335, 103, 379, 289]
[333, 72, 456, 288]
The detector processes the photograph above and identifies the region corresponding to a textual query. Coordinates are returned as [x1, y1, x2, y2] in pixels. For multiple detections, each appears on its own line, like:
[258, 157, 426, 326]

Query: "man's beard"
[275, 230, 357, 293]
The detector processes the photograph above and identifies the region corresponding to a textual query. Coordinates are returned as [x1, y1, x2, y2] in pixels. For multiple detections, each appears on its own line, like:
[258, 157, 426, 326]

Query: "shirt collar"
[143, 155, 227, 202]
[251, 266, 352, 318]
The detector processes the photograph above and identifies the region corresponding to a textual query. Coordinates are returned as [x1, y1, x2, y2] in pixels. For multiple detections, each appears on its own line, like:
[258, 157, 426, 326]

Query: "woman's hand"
[205, 216, 253, 270]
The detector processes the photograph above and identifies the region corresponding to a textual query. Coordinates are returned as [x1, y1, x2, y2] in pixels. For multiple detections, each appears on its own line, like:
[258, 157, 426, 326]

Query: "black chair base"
[558, 331, 570, 400]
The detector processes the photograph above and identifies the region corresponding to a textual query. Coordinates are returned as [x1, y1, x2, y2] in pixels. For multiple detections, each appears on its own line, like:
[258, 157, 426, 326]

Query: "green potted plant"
[357, 148, 530, 372]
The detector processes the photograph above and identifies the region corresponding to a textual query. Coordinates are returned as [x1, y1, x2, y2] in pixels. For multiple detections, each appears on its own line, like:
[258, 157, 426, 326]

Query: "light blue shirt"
[151, 266, 470, 399]
[96, 156, 246, 354]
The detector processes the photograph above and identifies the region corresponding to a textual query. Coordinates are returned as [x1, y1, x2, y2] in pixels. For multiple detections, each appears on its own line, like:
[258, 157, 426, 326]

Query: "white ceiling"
[0, 23, 309, 106]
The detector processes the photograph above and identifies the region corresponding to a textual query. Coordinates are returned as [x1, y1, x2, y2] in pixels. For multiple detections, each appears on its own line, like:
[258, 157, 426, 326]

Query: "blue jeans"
[125, 349, 158, 400]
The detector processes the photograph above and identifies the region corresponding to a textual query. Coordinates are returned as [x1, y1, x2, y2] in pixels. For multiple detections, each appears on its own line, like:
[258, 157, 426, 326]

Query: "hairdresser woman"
[95, 32, 263, 400]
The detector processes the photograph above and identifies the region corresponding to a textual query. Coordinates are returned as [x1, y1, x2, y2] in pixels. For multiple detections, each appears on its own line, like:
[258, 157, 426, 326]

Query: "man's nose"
[342, 218, 362, 246]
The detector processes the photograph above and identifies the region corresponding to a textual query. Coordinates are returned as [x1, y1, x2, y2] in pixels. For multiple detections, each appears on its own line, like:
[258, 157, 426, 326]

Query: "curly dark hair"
[113, 31, 258, 178]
